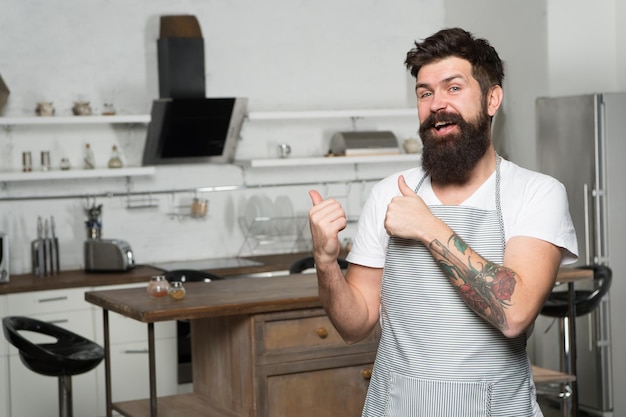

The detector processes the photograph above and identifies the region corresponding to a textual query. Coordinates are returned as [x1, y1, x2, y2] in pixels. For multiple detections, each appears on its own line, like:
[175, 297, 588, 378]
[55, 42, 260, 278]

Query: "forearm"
[315, 262, 378, 344]
[428, 232, 517, 334]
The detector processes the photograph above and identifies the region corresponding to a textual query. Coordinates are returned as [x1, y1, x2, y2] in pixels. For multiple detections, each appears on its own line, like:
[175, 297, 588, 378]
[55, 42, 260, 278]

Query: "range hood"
[142, 15, 247, 166]
[142, 97, 247, 165]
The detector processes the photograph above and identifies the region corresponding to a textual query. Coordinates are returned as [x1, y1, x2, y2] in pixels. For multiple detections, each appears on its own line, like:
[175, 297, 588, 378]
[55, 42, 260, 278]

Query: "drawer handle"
[316, 327, 329, 339]
[38, 296, 68, 303]
[123, 349, 149, 354]
[361, 368, 372, 380]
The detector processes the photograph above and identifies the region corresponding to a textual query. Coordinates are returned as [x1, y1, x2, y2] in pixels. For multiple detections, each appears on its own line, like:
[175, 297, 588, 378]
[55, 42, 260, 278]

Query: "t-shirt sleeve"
[507, 175, 579, 265]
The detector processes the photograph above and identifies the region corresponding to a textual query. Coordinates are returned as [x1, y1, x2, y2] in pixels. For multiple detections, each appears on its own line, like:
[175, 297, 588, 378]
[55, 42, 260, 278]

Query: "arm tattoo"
[429, 234, 516, 330]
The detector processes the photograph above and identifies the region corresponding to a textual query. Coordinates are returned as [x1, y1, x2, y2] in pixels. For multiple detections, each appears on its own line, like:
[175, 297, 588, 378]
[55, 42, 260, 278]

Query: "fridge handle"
[583, 183, 591, 265]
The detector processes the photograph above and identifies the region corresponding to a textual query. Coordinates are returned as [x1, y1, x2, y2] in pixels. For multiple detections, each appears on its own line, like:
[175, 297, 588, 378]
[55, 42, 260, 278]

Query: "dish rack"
[237, 215, 311, 257]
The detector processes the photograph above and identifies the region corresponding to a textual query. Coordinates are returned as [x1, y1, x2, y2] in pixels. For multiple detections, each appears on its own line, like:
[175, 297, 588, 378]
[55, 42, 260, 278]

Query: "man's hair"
[405, 27, 504, 96]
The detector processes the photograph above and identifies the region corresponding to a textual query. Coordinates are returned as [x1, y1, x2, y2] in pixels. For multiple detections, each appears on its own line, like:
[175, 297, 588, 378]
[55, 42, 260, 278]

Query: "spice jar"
[168, 281, 186, 300]
[147, 275, 170, 298]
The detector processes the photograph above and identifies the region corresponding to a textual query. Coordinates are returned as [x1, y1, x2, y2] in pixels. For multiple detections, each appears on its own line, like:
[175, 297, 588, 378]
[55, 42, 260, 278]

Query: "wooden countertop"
[85, 273, 321, 322]
[0, 252, 311, 295]
[84, 267, 593, 323]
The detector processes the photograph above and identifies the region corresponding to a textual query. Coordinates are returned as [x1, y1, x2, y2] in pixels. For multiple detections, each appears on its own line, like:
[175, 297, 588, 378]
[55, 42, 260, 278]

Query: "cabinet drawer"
[7, 287, 89, 316]
[263, 312, 344, 351]
[256, 309, 379, 363]
[263, 361, 373, 417]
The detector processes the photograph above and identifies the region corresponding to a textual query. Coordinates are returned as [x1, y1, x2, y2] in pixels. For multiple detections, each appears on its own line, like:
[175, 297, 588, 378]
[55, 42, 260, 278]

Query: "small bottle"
[168, 281, 186, 300]
[84, 143, 96, 169]
[40, 151, 51, 171]
[107, 145, 123, 169]
[147, 275, 170, 298]
[22, 151, 33, 172]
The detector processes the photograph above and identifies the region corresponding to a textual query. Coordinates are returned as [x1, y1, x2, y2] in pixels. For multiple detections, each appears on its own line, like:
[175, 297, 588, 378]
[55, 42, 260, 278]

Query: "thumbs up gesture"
[308, 190, 347, 265]
[384, 175, 435, 241]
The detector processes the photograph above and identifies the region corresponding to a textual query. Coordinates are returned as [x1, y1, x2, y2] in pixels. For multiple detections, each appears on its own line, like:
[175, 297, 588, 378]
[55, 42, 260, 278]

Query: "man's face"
[415, 57, 493, 184]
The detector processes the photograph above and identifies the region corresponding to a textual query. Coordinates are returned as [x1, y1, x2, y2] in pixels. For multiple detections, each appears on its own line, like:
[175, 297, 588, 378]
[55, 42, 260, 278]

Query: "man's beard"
[419, 109, 491, 185]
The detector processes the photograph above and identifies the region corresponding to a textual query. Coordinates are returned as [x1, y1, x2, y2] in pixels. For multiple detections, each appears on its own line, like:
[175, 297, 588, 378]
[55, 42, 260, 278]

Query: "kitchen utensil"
[31, 216, 45, 276]
[72, 101, 92, 116]
[35, 101, 54, 116]
[30, 216, 59, 277]
[191, 198, 208, 218]
[50, 216, 60, 274]
[0, 232, 9, 283]
[403, 138, 421, 154]
[43, 218, 50, 276]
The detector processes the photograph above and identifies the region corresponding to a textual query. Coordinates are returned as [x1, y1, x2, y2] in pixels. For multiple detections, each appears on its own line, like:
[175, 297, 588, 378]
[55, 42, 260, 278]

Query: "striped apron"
[362, 159, 536, 417]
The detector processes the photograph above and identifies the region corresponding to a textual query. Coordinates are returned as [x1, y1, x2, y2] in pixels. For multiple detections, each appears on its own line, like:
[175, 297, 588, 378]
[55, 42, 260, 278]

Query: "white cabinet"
[5, 288, 100, 417]
[3, 284, 179, 417]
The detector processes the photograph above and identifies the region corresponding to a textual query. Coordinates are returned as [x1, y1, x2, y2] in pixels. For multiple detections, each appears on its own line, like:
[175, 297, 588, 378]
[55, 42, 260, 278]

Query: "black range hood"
[142, 97, 247, 165]
[142, 15, 247, 166]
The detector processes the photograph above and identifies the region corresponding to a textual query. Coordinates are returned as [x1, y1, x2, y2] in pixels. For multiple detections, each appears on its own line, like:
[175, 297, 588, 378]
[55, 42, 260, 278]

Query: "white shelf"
[237, 153, 420, 168]
[246, 108, 416, 121]
[0, 166, 155, 182]
[0, 114, 150, 126]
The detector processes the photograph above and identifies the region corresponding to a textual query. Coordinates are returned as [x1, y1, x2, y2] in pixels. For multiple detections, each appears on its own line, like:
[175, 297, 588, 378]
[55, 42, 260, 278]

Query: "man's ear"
[487, 85, 503, 117]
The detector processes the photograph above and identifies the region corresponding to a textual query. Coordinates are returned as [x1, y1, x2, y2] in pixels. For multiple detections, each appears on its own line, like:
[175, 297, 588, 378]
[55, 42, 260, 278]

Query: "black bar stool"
[2, 316, 104, 417]
[539, 264, 612, 416]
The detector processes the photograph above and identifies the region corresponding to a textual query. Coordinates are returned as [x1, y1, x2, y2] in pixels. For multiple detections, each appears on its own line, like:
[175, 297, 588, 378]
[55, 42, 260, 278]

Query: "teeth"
[435, 122, 448, 128]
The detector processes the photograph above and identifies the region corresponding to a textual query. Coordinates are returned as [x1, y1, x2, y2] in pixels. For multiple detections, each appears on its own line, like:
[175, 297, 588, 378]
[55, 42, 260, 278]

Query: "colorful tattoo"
[429, 234, 516, 330]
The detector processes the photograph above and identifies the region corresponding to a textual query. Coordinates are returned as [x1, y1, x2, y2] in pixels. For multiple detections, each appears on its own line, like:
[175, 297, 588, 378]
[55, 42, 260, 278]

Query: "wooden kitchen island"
[85, 274, 379, 417]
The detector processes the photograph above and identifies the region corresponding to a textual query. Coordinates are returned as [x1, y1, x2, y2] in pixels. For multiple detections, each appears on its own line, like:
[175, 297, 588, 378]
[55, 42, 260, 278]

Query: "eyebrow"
[416, 74, 466, 90]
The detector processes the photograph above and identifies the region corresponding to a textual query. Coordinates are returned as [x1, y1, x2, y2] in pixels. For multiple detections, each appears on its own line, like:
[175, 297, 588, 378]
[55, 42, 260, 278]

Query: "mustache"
[419, 111, 466, 132]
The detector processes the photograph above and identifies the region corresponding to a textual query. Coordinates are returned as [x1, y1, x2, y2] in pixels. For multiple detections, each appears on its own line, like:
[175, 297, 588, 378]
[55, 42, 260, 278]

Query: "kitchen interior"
[1, 1, 626, 417]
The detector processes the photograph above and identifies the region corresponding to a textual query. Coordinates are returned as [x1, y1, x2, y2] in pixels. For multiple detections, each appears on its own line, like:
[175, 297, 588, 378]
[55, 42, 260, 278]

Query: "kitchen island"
[84, 267, 594, 417]
[85, 273, 379, 417]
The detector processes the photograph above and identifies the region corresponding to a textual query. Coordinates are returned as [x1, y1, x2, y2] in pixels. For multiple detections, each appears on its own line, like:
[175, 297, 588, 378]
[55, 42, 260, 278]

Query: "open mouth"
[434, 121, 454, 130]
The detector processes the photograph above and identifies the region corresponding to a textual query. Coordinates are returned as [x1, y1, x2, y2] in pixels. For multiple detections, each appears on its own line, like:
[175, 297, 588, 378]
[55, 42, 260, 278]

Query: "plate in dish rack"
[274, 195, 295, 235]
[245, 195, 274, 235]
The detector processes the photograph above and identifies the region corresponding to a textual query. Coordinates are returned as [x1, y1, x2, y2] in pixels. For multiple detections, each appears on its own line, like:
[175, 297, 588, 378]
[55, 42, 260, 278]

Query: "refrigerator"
[535, 93, 626, 416]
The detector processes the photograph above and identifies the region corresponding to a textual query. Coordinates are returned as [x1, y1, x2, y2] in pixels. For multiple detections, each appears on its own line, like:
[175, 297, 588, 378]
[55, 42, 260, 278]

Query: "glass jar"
[168, 281, 186, 300]
[107, 145, 123, 169]
[147, 275, 170, 298]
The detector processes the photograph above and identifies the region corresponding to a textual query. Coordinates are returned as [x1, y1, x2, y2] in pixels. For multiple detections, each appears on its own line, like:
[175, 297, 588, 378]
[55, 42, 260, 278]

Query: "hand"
[384, 175, 436, 241]
[308, 190, 347, 265]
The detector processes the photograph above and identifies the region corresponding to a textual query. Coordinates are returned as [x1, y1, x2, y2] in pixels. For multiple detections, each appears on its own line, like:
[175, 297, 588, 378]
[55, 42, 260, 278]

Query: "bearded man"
[307, 27, 578, 417]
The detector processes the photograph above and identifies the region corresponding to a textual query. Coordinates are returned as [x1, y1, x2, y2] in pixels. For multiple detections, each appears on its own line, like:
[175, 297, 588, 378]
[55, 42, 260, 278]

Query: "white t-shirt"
[347, 158, 579, 267]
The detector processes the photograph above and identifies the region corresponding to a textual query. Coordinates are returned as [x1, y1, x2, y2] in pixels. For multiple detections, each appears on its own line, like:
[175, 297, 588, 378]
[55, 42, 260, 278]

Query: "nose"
[429, 91, 447, 112]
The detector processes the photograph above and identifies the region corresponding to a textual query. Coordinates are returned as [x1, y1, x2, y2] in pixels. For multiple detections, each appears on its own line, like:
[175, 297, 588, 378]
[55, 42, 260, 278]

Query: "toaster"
[84, 239, 135, 272]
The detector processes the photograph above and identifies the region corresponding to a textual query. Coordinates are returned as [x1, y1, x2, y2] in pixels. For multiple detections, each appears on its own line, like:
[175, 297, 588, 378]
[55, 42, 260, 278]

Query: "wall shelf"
[0, 114, 150, 126]
[246, 108, 416, 121]
[236, 153, 420, 168]
[0, 167, 155, 182]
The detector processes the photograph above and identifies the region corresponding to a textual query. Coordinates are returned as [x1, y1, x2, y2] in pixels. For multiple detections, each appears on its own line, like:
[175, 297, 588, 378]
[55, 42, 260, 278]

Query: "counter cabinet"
[192, 308, 379, 417]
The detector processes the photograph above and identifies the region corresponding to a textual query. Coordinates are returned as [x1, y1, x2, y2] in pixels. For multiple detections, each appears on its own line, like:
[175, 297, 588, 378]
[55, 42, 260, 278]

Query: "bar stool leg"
[58, 375, 73, 417]
[560, 317, 572, 417]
